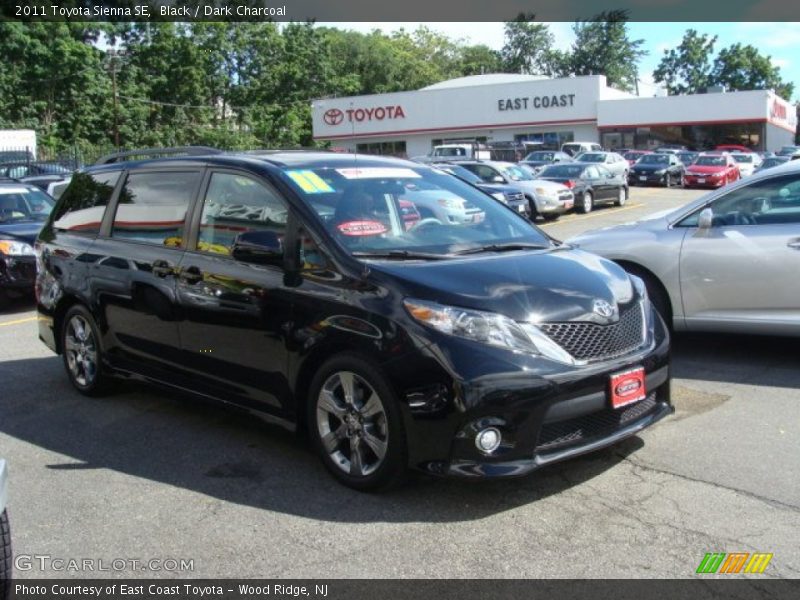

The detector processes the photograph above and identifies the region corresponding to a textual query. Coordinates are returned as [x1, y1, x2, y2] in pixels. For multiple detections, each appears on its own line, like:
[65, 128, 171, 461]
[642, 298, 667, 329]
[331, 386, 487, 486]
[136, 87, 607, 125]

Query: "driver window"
[678, 173, 800, 227]
[198, 172, 288, 256]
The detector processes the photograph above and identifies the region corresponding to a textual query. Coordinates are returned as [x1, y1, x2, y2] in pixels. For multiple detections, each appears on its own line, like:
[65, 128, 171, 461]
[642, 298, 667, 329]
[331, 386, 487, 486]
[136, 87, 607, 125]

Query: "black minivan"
[36, 149, 672, 490]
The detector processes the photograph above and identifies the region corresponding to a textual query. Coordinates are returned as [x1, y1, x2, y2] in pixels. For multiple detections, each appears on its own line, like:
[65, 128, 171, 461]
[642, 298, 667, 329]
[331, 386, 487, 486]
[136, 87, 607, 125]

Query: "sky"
[322, 22, 800, 101]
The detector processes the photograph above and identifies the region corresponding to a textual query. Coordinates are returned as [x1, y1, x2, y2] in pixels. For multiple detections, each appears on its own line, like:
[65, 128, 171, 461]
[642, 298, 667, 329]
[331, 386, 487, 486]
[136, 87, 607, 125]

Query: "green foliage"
[653, 30, 717, 95]
[655, 30, 794, 100]
[501, 17, 558, 76]
[561, 10, 646, 92]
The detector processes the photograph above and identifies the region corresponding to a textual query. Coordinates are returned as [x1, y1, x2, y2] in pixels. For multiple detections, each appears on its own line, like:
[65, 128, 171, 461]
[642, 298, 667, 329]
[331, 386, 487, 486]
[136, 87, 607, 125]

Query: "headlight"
[438, 198, 465, 209]
[534, 187, 554, 197]
[490, 192, 506, 202]
[0, 240, 35, 256]
[404, 298, 539, 353]
[654, 169, 666, 175]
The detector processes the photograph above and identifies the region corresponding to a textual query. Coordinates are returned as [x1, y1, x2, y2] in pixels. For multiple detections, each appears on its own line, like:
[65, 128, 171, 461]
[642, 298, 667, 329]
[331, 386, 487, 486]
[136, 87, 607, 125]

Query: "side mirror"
[231, 230, 284, 266]
[698, 207, 714, 230]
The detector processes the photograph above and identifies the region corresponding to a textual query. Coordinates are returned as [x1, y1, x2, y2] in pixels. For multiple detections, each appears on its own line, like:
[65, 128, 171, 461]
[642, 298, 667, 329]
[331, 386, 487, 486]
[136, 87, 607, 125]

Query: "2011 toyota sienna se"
[35, 148, 672, 491]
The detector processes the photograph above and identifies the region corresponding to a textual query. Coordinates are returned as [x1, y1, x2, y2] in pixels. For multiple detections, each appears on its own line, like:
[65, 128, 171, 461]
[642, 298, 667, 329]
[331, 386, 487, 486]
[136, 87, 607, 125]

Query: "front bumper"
[0, 459, 8, 513]
[401, 307, 671, 479]
[0, 255, 36, 295]
[684, 175, 725, 188]
[629, 172, 667, 185]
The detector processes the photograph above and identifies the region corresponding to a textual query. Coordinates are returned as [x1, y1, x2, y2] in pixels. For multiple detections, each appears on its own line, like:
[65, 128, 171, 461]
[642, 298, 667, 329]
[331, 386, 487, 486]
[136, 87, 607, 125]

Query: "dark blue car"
[435, 163, 531, 218]
[0, 182, 54, 307]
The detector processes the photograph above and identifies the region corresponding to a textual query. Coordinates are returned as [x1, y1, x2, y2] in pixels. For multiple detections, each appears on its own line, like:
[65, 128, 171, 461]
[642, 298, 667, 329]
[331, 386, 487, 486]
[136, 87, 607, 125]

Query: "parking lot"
[1, 184, 798, 579]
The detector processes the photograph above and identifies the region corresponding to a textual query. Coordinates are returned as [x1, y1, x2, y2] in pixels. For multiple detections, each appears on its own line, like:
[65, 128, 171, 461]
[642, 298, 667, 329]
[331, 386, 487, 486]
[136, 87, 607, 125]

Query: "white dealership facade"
[311, 74, 797, 157]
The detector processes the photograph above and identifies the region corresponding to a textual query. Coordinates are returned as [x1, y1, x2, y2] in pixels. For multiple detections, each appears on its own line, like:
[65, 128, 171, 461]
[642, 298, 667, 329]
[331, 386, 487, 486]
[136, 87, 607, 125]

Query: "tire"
[622, 265, 672, 330]
[0, 509, 10, 597]
[665, 174, 672, 187]
[615, 187, 627, 207]
[0, 291, 8, 312]
[61, 305, 114, 396]
[525, 195, 538, 221]
[578, 191, 593, 214]
[307, 354, 407, 491]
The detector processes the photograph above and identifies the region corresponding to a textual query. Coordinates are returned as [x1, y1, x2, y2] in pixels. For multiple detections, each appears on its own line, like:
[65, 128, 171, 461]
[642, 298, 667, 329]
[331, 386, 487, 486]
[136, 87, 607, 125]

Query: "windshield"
[624, 151, 645, 160]
[524, 151, 554, 161]
[638, 154, 669, 165]
[762, 158, 786, 168]
[280, 164, 550, 257]
[0, 186, 54, 223]
[678, 153, 697, 163]
[576, 153, 605, 163]
[695, 156, 727, 166]
[433, 147, 466, 157]
[539, 164, 585, 178]
[731, 154, 753, 163]
[498, 164, 533, 181]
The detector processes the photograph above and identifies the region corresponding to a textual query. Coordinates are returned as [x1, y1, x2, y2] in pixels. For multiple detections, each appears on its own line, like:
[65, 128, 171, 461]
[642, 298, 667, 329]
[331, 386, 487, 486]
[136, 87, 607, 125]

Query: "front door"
[679, 172, 800, 333]
[175, 170, 294, 415]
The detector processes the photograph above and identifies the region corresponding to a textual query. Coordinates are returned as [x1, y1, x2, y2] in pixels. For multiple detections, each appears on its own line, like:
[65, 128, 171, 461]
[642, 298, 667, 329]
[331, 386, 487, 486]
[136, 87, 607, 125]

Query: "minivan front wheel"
[309, 355, 407, 491]
[61, 305, 112, 396]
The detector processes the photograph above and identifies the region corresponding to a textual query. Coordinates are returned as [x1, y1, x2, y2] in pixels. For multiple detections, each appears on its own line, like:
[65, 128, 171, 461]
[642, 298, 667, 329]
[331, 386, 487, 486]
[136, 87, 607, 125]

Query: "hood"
[687, 165, 727, 174]
[476, 182, 520, 194]
[0, 221, 44, 245]
[369, 247, 636, 323]
[631, 162, 670, 173]
[524, 179, 570, 193]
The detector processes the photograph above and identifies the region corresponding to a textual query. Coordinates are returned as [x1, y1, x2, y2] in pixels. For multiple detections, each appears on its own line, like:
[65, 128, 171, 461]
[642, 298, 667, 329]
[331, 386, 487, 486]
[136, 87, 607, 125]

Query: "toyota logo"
[323, 108, 344, 126]
[593, 299, 616, 319]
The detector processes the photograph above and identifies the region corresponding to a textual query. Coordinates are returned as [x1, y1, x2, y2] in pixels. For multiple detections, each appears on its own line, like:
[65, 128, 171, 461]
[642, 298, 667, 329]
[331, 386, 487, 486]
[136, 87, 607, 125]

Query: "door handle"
[151, 259, 174, 278]
[179, 265, 204, 284]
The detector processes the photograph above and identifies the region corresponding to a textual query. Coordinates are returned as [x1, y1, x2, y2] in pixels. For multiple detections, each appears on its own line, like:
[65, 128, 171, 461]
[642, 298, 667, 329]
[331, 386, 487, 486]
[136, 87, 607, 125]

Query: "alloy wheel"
[316, 371, 389, 478]
[64, 315, 98, 387]
[583, 192, 593, 213]
[617, 188, 626, 206]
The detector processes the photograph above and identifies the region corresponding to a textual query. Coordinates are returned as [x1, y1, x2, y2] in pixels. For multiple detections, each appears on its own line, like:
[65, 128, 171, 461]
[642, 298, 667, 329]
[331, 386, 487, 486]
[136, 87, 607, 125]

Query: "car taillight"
[563, 180, 576, 189]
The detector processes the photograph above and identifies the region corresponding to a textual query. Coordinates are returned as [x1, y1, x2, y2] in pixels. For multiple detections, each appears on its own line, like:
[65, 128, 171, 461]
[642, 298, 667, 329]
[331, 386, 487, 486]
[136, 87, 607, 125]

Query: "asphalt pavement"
[1, 185, 798, 579]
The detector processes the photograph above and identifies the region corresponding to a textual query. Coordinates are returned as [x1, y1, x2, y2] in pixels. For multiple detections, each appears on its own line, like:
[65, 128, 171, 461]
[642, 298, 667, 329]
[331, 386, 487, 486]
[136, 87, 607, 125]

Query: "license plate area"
[639, 176, 647, 181]
[609, 366, 646, 409]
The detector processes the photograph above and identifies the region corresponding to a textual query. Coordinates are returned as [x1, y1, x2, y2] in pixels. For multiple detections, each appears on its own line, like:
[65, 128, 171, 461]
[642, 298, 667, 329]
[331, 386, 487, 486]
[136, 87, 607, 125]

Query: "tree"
[710, 43, 794, 100]
[501, 17, 558, 76]
[563, 10, 646, 92]
[458, 45, 502, 76]
[653, 29, 717, 95]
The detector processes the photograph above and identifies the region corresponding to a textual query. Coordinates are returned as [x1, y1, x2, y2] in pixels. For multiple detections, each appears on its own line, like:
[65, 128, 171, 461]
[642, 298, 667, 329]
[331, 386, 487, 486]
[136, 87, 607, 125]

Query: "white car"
[730, 152, 762, 177]
[573, 151, 630, 179]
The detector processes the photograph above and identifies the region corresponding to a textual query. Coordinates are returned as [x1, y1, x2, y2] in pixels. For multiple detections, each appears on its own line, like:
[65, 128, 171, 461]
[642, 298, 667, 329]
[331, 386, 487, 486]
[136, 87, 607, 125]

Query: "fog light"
[475, 427, 501, 454]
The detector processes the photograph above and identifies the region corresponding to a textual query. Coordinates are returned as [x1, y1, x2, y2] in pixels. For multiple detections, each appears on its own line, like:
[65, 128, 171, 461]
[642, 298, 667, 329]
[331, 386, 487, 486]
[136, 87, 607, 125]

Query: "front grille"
[539, 301, 645, 362]
[536, 393, 658, 451]
[508, 192, 525, 202]
[557, 190, 574, 201]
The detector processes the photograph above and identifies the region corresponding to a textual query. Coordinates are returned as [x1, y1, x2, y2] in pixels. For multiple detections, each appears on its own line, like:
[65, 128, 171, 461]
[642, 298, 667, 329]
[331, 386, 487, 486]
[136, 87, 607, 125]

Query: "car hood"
[631, 163, 670, 172]
[368, 247, 636, 323]
[0, 221, 44, 245]
[687, 165, 727, 174]
[476, 182, 521, 194]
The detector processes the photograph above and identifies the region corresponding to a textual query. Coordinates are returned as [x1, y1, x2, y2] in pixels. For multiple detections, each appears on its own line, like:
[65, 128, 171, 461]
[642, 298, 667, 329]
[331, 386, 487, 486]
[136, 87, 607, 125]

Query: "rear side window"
[52, 171, 120, 233]
[111, 171, 201, 246]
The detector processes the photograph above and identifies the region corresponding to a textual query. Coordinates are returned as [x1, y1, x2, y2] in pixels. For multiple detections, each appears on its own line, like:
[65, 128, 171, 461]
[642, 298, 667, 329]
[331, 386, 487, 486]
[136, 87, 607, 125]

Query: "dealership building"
[311, 74, 797, 157]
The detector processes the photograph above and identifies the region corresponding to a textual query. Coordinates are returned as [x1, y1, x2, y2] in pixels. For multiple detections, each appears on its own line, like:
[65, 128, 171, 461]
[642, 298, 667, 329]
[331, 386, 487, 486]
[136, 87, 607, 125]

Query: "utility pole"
[106, 49, 124, 150]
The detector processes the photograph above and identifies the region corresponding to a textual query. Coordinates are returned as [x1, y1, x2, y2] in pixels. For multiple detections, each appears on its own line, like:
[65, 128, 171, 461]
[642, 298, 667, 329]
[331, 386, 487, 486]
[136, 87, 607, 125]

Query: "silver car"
[569, 160, 800, 336]
[1, 459, 9, 590]
[456, 160, 574, 220]
[573, 151, 630, 179]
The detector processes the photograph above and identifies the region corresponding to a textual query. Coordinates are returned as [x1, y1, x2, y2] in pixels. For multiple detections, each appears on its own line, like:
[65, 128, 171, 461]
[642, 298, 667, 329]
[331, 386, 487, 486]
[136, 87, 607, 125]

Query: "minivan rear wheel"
[308, 355, 407, 491]
[61, 305, 113, 396]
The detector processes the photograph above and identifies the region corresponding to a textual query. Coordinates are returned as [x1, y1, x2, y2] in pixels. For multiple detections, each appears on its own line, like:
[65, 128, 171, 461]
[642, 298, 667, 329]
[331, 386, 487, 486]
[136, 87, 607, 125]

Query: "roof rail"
[239, 148, 332, 155]
[94, 146, 222, 165]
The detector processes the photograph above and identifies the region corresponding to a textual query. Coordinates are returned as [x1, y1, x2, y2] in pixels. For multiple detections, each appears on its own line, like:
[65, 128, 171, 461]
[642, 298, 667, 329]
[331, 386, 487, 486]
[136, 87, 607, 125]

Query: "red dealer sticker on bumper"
[336, 220, 388, 236]
[609, 366, 646, 409]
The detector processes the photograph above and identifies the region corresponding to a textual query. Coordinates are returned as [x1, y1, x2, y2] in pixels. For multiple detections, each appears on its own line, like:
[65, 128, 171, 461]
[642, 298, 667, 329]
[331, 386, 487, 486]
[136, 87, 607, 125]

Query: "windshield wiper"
[351, 250, 451, 261]
[453, 242, 550, 256]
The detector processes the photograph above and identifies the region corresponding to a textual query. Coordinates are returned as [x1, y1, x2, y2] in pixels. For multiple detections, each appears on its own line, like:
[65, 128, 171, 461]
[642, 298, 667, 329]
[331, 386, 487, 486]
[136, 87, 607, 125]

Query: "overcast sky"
[322, 22, 800, 100]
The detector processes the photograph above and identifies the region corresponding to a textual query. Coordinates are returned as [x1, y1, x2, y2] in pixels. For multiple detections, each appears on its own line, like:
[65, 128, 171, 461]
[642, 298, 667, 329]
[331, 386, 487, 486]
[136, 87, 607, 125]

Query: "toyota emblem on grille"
[593, 299, 616, 319]
[323, 108, 344, 126]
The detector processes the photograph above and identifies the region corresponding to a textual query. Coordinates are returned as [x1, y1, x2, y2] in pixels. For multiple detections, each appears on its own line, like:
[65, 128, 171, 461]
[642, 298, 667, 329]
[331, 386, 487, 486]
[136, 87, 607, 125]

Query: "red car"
[622, 150, 652, 166]
[715, 144, 752, 153]
[683, 153, 740, 188]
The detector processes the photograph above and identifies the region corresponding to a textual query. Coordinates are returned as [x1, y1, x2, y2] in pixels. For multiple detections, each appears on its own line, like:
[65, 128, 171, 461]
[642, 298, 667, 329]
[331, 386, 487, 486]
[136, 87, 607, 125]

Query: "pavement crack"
[617, 453, 800, 513]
